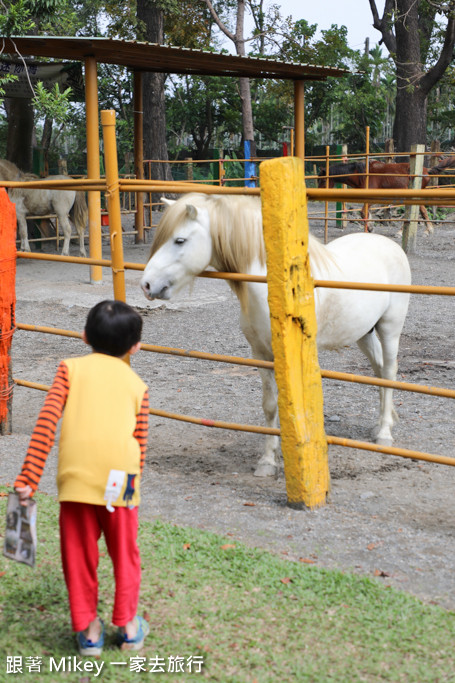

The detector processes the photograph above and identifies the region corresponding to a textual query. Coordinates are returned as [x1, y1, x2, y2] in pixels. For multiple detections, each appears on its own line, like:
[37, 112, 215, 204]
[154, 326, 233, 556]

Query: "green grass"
[1, 488, 455, 682]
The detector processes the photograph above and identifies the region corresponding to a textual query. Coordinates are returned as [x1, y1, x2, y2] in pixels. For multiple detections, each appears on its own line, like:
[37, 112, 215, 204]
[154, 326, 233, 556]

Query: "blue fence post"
[244, 140, 257, 187]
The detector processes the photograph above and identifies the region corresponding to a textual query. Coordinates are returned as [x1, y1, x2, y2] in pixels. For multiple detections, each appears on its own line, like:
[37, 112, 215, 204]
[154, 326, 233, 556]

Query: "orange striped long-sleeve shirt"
[15, 359, 149, 498]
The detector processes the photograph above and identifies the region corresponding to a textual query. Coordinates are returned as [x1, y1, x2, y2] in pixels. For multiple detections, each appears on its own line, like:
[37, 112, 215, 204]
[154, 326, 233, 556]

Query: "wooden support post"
[260, 156, 329, 509]
[429, 140, 441, 220]
[385, 138, 395, 162]
[134, 71, 145, 243]
[336, 143, 348, 229]
[0, 189, 16, 434]
[101, 110, 127, 304]
[363, 126, 370, 232]
[85, 57, 103, 283]
[402, 144, 425, 254]
[324, 145, 330, 244]
[293, 80, 305, 161]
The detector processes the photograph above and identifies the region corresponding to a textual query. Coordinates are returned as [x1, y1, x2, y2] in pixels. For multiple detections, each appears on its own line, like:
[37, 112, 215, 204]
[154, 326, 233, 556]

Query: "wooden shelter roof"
[1, 36, 348, 81]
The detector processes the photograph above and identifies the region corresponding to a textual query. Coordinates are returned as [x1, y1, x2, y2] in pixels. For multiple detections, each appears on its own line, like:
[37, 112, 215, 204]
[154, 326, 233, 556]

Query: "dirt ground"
[1, 204, 455, 611]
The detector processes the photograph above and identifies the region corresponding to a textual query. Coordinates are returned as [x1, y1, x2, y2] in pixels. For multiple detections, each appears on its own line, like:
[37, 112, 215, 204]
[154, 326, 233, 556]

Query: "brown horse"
[317, 157, 455, 234]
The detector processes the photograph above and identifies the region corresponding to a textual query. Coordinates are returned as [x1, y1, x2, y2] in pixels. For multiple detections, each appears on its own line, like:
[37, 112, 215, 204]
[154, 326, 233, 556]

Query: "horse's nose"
[141, 278, 150, 292]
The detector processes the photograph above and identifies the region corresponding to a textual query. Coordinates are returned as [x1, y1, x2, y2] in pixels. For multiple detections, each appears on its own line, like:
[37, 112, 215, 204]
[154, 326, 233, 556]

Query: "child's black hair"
[84, 300, 143, 357]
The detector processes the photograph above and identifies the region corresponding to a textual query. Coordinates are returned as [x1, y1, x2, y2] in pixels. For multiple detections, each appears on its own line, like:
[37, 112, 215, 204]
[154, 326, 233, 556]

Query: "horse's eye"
[174, 237, 186, 245]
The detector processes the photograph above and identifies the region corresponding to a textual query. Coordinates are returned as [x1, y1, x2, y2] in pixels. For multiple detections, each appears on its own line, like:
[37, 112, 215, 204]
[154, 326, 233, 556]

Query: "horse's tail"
[428, 156, 455, 175]
[71, 191, 88, 233]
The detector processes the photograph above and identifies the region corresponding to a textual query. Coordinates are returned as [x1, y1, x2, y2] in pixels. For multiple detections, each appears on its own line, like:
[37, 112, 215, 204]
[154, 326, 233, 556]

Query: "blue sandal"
[117, 616, 150, 651]
[77, 619, 105, 656]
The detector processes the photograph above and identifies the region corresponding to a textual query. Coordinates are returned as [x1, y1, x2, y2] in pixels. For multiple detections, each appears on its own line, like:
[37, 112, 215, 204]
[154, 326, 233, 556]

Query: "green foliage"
[0, 0, 35, 35]
[331, 52, 390, 151]
[3, 0, 455, 166]
[2, 489, 455, 682]
[28, 0, 67, 16]
[32, 82, 72, 125]
[166, 74, 241, 159]
[164, 0, 214, 50]
[427, 64, 455, 145]
[0, 73, 18, 98]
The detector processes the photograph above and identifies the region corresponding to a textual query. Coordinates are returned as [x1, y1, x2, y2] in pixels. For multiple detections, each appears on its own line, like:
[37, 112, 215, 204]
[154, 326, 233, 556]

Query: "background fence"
[4, 116, 455, 508]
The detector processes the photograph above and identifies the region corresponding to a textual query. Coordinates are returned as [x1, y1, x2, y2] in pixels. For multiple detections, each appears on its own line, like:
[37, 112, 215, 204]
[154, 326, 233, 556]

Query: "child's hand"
[15, 485, 32, 506]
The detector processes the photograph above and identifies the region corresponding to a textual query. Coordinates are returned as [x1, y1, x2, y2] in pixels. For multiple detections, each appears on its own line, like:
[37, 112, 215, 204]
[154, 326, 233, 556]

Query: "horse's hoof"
[375, 437, 393, 447]
[253, 464, 277, 477]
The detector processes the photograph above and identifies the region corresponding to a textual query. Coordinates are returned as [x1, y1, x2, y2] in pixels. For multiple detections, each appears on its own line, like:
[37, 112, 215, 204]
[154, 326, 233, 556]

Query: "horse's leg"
[397, 205, 433, 238]
[57, 213, 72, 256]
[72, 193, 87, 257]
[356, 329, 396, 446]
[361, 204, 373, 232]
[420, 205, 434, 235]
[16, 213, 31, 251]
[254, 367, 280, 477]
[77, 224, 87, 257]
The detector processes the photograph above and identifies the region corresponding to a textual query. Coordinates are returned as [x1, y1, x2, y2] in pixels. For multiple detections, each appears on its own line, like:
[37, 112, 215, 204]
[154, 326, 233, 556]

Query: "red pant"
[59, 502, 141, 632]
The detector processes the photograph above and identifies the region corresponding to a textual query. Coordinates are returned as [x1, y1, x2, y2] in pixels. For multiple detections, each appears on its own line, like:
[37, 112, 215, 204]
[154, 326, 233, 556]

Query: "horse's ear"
[186, 204, 198, 220]
[161, 196, 175, 207]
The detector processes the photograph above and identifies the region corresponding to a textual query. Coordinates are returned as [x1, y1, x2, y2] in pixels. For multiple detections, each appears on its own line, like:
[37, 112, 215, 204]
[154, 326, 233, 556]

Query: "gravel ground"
[1, 205, 455, 610]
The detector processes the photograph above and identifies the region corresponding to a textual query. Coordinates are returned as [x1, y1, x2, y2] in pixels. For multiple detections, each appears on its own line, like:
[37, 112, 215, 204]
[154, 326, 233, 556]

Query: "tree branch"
[202, 0, 236, 44]
[369, 0, 397, 55]
[420, 14, 455, 94]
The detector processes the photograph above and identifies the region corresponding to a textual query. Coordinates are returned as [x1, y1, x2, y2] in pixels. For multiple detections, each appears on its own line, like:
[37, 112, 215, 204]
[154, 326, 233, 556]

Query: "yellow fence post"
[364, 125, 370, 233]
[133, 71, 145, 244]
[85, 56, 103, 284]
[260, 156, 329, 509]
[100, 110, 127, 304]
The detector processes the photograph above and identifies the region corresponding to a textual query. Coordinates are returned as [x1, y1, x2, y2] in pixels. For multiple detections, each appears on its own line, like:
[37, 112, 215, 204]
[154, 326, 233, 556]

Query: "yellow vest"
[57, 353, 148, 508]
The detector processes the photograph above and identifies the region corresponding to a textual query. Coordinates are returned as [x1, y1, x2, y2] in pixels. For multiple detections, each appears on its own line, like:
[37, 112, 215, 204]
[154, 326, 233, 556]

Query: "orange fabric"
[0, 188, 16, 428]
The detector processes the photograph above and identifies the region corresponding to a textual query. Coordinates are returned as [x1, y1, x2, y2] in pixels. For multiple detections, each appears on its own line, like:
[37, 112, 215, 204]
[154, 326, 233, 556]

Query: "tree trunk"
[136, 0, 173, 185]
[41, 117, 53, 175]
[234, 1, 254, 146]
[5, 97, 34, 172]
[370, 0, 455, 155]
[205, 0, 255, 147]
[393, 87, 427, 154]
[239, 77, 254, 142]
[393, 0, 427, 152]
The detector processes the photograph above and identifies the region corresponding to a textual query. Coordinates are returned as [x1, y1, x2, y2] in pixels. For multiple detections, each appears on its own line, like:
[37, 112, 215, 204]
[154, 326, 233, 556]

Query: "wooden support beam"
[402, 144, 425, 254]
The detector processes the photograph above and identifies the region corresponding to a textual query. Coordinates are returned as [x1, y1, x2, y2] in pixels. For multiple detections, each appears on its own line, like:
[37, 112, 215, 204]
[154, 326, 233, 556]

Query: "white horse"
[141, 193, 411, 477]
[0, 160, 88, 256]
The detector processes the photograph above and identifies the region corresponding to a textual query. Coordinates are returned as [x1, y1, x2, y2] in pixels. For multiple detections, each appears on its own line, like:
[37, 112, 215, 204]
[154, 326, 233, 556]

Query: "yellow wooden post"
[101, 110, 127, 304]
[85, 57, 103, 283]
[133, 71, 145, 244]
[260, 156, 329, 509]
[364, 125, 370, 233]
[324, 145, 330, 243]
[293, 80, 305, 161]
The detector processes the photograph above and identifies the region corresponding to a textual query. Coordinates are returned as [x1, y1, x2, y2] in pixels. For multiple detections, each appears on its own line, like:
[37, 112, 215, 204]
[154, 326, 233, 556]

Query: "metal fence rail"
[7, 144, 455, 476]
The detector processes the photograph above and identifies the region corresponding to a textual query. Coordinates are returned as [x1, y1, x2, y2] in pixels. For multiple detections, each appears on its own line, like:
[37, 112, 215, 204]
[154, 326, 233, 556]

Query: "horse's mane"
[151, 193, 266, 305]
[150, 192, 337, 306]
[307, 233, 339, 277]
[0, 159, 24, 181]
[324, 161, 365, 176]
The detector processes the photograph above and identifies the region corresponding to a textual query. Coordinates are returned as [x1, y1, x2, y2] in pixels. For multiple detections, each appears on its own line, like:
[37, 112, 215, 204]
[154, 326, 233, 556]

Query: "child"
[14, 300, 150, 656]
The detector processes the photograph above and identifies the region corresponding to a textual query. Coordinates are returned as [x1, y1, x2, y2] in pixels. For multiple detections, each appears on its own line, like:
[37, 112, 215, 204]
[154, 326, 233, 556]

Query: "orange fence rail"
[7, 146, 455, 471]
